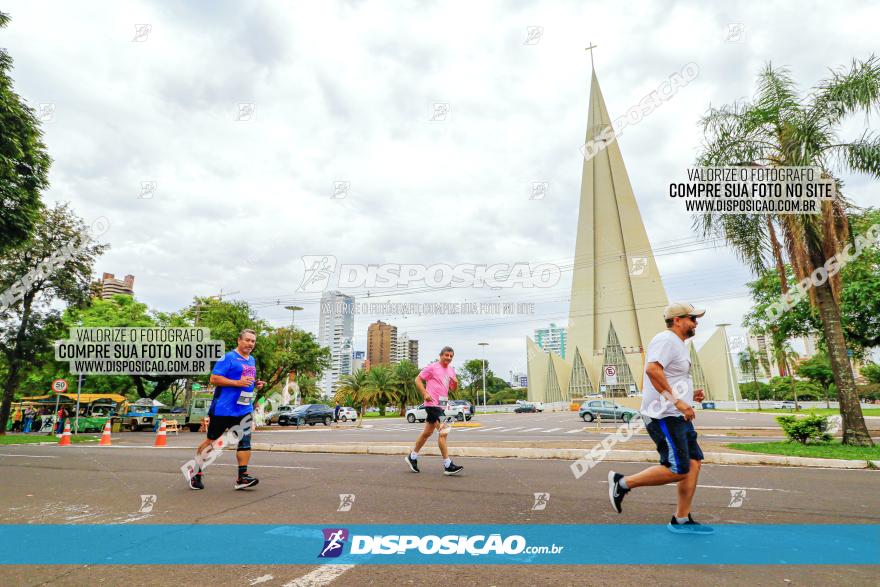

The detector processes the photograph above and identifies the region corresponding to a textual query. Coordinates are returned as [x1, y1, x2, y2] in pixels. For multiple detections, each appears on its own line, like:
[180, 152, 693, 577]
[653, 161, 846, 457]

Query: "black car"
[449, 399, 475, 416]
[278, 404, 334, 426]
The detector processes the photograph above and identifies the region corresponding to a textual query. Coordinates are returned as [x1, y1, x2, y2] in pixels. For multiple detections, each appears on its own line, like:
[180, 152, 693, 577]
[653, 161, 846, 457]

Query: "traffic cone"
[58, 420, 72, 446]
[153, 419, 167, 447]
[99, 420, 112, 446]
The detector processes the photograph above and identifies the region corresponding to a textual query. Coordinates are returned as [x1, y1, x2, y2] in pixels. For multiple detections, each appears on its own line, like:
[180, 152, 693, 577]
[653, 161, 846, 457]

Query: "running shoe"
[405, 454, 419, 473]
[667, 514, 715, 534]
[443, 462, 464, 476]
[608, 471, 628, 514]
[189, 474, 204, 490]
[234, 474, 259, 490]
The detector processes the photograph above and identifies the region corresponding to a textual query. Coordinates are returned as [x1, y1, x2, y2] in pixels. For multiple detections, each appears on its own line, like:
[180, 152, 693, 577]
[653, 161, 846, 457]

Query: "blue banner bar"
[1, 525, 877, 565]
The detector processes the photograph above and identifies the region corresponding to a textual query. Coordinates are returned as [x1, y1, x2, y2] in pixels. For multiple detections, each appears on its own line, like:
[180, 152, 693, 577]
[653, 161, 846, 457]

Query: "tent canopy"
[21, 393, 127, 404]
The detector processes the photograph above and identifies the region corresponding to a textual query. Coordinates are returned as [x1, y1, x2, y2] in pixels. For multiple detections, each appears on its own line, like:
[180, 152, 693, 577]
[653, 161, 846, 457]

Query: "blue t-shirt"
[209, 350, 257, 417]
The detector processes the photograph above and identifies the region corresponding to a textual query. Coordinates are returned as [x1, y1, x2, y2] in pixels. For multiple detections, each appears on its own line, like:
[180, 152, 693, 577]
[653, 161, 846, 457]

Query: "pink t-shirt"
[419, 362, 456, 407]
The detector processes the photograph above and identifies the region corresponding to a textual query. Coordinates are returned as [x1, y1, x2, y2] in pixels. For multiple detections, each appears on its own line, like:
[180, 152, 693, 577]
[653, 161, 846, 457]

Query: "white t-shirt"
[639, 330, 692, 419]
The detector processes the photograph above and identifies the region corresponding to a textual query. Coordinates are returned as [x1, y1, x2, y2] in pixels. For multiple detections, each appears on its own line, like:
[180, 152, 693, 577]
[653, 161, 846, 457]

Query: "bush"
[776, 414, 831, 444]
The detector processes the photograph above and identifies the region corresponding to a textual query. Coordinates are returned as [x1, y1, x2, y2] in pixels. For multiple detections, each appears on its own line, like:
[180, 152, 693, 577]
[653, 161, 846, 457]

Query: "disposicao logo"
[319, 528, 349, 558]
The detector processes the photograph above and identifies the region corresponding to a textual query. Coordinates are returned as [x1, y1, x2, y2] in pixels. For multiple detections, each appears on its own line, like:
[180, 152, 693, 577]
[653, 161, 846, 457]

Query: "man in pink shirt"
[405, 346, 464, 475]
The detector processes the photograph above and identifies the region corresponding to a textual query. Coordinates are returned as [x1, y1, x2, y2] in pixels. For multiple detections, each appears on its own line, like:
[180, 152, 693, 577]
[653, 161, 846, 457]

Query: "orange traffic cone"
[58, 420, 72, 446]
[99, 420, 112, 446]
[153, 419, 167, 447]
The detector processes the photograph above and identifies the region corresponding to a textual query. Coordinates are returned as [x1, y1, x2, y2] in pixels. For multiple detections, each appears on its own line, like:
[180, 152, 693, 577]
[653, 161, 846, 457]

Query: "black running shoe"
[443, 462, 464, 476]
[405, 454, 419, 473]
[189, 474, 204, 490]
[234, 474, 259, 490]
[667, 514, 714, 534]
[608, 470, 628, 514]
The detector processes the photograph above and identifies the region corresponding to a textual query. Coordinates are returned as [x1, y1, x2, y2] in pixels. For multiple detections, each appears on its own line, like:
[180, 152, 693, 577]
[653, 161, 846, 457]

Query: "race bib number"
[237, 391, 255, 406]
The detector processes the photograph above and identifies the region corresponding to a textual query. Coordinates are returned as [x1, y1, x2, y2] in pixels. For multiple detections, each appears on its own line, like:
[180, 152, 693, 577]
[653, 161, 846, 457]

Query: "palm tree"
[772, 341, 802, 410]
[335, 369, 369, 427]
[738, 346, 767, 410]
[695, 57, 880, 445]
[392, 360, 421, 417]
[295, 374, 320, 404]
[364, 365, 397, 416]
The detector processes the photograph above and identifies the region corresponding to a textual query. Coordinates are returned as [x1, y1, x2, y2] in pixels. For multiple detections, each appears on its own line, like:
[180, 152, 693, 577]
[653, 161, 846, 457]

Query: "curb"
[250, 443, 875, 469]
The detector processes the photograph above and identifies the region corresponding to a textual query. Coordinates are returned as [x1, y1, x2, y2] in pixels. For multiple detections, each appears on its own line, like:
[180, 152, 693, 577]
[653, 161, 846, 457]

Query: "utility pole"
[478, 342, 489, 408]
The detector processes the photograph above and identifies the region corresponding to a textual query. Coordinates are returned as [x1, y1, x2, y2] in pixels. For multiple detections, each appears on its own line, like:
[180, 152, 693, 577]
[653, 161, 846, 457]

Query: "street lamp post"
[284, 305, 304, 330]
[478, 342, 489, 408]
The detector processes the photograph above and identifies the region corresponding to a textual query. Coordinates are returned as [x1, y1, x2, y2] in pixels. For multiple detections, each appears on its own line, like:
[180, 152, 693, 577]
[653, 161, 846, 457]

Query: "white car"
[406, 403, 470, 423]
[773, 401, 799, 409]
[337, 406, 358, 422]
[516, 399, 544, 412]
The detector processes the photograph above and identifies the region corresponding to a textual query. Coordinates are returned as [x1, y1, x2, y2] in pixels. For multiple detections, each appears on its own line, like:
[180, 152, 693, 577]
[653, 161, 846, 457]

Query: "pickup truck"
[122, 393, 214, 432]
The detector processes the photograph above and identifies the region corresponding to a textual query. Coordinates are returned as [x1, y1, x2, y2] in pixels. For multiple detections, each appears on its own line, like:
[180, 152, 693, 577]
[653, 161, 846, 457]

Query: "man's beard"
[685, 327, 696, 338]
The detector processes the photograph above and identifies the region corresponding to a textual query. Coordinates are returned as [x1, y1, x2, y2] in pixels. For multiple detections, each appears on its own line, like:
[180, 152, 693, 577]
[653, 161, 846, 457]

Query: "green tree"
[0, 203, 106, 433]
[797, 353, 837, 408]
[861, 362, 880, 385]
[738, 346, 768, 409]
[364, 365, 397, 416]
[696, 57, 880, 445]
[335, 368, 369, 426]
[295, 374, 321, 404]
[0, 12, 51, 254]
[392, 360, 421, 416]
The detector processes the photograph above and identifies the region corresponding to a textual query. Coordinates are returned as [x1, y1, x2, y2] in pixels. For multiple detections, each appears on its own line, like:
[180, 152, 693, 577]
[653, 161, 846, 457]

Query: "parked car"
[449, 399, 475, 416]
[337, 406, 358, 422]
[278, 404, 334, 426]
[585, 393, 603, 400]
[405, 403, 470, 423]
[267, 405, 298, 425]
[514, 403, 538, 413]
[579, 400, 640, 423]
[773, 401, 800, 410]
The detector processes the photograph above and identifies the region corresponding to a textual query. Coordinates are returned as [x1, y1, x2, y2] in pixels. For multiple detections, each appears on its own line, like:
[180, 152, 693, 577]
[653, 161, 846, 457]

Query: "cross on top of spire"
[585, 42, 598, 69]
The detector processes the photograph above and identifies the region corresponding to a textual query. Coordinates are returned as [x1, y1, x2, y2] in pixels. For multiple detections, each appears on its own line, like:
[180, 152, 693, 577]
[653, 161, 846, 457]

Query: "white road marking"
[477, 427, 504, 432]
[521, 427, 543, 432]
[249, 575, 274, 585]
[282, 564, 355, 586]
[0, 453, 59, 458]
[566, 429, 582, 434]
[502, 427, 523, 432]
[543, 428, 562, 433]
[600, 480, 788, 492]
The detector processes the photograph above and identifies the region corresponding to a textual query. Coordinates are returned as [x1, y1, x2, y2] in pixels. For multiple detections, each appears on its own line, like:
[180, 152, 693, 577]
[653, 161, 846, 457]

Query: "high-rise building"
[351, 350, 366, 372]
[407, 339, 419, 365]
[95, 272, 135, 299]
[393, 332, 420, 365]
[367, 320, 397, 367]
[318, 291, 354, 397]
[534, 323, 567, 359]
[526, 64, 735, 403]
[748, 333, 780, 378]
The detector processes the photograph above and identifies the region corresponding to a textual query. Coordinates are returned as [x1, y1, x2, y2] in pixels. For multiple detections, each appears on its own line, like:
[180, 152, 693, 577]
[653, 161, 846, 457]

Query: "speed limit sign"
[52, 379, 68, 393]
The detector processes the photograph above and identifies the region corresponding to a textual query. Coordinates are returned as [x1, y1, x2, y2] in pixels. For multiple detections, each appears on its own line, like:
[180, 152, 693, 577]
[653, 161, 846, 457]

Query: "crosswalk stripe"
[521, 427, 543, 432]
[566, 429, 582, 434]
[477, 426, 504, 432]
[543, 428, 562, 433]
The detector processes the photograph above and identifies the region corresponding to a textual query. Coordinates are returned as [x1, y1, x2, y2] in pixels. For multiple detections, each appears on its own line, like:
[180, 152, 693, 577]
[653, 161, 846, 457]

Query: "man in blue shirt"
[188, 328, 265, 490]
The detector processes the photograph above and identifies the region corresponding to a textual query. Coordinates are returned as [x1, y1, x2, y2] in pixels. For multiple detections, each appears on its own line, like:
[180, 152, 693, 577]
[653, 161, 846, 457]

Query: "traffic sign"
[52, 379, 68, 393]
[191, 383, 201, 391]
[603, 365, 618, 384]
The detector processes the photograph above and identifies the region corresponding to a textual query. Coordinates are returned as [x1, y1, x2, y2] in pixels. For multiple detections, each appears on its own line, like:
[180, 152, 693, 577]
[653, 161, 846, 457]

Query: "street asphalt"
[1, 436, 878, 586]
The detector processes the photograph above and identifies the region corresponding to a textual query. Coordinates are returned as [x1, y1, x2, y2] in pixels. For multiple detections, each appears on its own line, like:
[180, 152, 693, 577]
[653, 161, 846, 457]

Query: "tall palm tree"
[695, 57, 880, 445]
[392, 360, 421, 417]
[335, 369, 369, 427]
[364, 365, 397, 416]
[295, 374, 320, 404]
[738, 346, 768, 410]
[772, 341, 802, 410]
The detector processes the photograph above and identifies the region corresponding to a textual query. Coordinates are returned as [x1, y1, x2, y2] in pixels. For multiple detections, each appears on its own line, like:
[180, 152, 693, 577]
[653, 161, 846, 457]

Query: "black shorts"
[424, 406, 445, 424]
[206, 413, 253, 451]
[645, 416, 703, 474]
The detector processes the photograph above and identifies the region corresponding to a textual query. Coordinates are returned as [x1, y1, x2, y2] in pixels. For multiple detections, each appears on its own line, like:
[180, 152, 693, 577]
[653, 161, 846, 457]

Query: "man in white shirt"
[607, 302, 713, 534]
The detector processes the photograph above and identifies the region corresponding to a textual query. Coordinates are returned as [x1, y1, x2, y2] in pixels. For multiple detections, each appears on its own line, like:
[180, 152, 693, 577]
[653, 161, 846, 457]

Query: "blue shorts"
[645, 416, 703, 474]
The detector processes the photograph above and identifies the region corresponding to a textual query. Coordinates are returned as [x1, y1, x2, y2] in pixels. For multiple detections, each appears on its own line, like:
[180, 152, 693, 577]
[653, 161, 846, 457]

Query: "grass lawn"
[727, 441, 880, 461]
[0, 434, 99, 445]
[362, 412, 403, 419]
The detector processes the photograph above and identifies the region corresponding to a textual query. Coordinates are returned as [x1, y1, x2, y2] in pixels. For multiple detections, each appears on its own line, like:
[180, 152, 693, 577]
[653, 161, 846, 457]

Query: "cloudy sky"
[4, 0, 878, 378]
